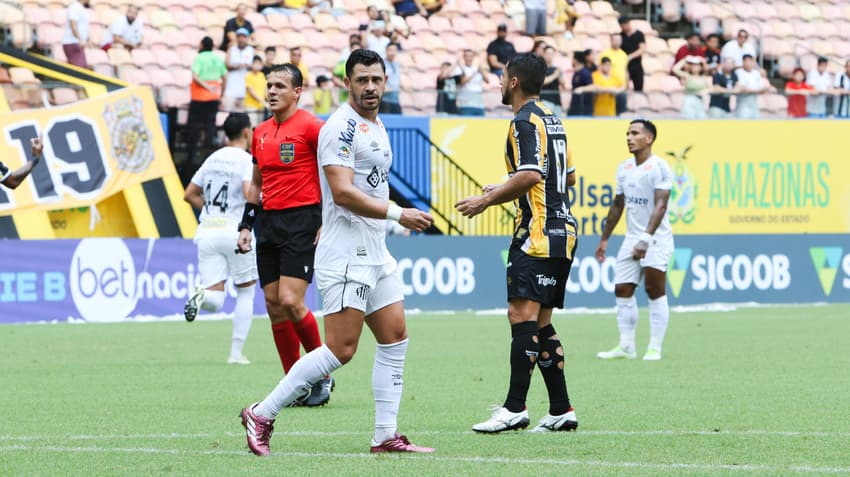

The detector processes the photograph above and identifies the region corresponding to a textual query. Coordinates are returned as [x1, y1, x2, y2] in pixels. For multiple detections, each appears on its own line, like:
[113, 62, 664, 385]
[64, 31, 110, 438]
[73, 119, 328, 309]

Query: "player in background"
[1, 137, 43, 189]
[239, 49, 435, 456]
[456, 52, 579, 433]
[183, 113, 257, 365]
[595, 119, 673, 361]
[235, 63, 332, 406]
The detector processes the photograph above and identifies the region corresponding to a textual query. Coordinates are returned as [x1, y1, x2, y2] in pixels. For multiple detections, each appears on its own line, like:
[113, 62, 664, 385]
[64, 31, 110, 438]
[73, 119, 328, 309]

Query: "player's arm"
[595, 193, 625, 262]
[237, 164, 262, 252]
[183, 182, 205, 210]
[632, 165, 672, 259]
[1, 137, 43, 190]
[324, 165, 432, 232]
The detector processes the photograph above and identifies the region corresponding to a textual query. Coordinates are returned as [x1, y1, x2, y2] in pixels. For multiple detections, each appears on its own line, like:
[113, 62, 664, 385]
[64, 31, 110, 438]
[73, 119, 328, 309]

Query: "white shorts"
[197, 235, 258, 287]
[316, 261, 404, 316]
[614, 235, 674, 285]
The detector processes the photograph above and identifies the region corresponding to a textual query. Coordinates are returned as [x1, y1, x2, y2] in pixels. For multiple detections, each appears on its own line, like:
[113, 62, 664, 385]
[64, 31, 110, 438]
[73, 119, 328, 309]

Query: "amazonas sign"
[429, 119, 850, 235]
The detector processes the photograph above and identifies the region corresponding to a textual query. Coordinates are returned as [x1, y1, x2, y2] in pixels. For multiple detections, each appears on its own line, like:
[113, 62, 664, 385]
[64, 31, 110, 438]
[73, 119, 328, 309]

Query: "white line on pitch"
[1, 429, 849, 442]
[1, 445, 849, 475]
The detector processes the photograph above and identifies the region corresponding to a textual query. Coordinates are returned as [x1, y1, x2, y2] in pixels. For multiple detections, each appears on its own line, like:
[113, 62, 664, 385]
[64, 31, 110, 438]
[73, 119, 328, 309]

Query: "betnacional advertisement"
[2, 235, 848, 323]
[430, 118, 850, 236]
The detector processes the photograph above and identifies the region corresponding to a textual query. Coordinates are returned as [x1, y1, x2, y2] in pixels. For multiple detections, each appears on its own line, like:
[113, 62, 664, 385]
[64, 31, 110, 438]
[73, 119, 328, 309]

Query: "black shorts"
[506, 245, 574, 309]
[255, 204, 321, 287]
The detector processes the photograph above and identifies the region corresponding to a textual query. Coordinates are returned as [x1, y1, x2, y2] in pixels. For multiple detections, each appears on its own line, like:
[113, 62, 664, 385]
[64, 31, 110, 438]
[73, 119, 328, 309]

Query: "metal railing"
[389, 127, 515, 236]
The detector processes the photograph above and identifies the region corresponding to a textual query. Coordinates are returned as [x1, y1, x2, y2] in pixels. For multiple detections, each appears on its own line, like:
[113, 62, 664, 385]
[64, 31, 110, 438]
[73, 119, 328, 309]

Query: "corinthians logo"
[665, 145, 697, 225]
[809, 246, 843, 295]
[103, 96, 154, 173]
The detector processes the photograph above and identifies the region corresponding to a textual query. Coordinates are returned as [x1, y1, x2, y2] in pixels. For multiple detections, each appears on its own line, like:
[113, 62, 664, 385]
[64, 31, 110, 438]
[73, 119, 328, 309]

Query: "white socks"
[201, 290, 225, 312]
[254, 344, 341, 420]
[648, 295, 670, 351]
[230, 285, 255, 359]
[616, 296, 638, 352]
[372, 339, 408, 445]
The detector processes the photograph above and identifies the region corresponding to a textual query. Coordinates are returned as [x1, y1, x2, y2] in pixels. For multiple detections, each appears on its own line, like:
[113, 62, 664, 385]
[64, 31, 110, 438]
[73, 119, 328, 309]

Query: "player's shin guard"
[648, 295, 669, 351]
[293, 310, 323, 352]
[616, 296, 638, 352]
[254, 344, 341, 419]
[230, 285, 255, 359]
[202, 290, 225, 312]
[372, 338, 408, 444]
[271, 320, 301, 373]
[536, 324, 572, 416]
[503, 321, 539, 413]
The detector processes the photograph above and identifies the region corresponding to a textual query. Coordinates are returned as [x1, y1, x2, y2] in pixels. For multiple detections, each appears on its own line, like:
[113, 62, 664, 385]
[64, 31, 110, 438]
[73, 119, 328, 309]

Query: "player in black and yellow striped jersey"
[456, 52, 579, 434]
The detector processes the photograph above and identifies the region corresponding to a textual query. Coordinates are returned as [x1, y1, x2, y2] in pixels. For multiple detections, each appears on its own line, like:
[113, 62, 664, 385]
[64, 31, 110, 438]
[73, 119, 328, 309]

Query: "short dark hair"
[268, 63, 304, 88]
[505, 52, 546, 95]
[817, 56, 828, 65]
[706, 33, 720, 42]
[252, 55, 262, 63]
[265, 46, 276, 54]
[573, 50, 586, 64]
[686, 32, 700, 40]
[738, 29, 748, 36]
[345, 48, 385, 78]
[290, 46, 301, 53]
[618, 15, 629, 24]
[223, 112, 251, 141]
[600, 57, 612, 64]
[742, 54, 754, 61]
[200, 36, 214, 52]
[543, 45, 555, 53]
[630, 119, 657, 143]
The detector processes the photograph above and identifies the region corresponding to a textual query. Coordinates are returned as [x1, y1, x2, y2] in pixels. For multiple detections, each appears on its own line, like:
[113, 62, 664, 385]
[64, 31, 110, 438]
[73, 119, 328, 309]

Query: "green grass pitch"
[2, 305, 849, 476]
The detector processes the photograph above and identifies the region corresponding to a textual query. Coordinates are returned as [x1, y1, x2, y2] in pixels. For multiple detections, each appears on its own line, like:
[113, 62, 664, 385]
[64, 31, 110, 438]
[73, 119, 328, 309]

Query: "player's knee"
[645, 286, 665, 300]
[614, 283, 635, 297]
[328, 342, 358, 364]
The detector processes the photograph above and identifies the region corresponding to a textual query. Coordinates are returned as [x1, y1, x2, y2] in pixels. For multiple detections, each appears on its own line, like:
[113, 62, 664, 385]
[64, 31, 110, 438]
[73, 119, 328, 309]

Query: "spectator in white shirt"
[720, 29, 756, 67]
[833, 59, 850, 118]
[365, 20, 391, 59]
[62, 0, 92, 69]
[734, 54, 769, 119]
[102, 5, 143, 52]
[806, 57, 832, 118]
[222, 28, 255, 112]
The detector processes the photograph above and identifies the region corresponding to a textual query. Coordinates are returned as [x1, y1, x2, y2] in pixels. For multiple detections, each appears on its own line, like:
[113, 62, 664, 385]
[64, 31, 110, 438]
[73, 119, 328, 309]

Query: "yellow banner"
[430, 118, 850, 235]
[0, 86, 175, 215]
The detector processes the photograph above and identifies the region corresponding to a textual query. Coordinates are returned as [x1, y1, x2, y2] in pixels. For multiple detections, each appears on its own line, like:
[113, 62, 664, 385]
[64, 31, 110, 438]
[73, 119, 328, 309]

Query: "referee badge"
[280, 143, 295, 164]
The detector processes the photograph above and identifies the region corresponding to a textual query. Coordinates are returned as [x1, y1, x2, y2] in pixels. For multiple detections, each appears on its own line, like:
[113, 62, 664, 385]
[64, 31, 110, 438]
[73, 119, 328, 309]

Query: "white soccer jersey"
[190, 146, 253, 240]
[315, 102, 392, 271]
[615, 154, 673, 239]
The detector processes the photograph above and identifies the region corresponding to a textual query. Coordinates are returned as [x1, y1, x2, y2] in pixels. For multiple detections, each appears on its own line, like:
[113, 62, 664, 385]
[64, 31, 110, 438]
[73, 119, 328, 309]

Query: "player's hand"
[237, 229, 253, 253]
[595, 239, 607, 263]
[399, 208, 433, 232]
[30, 136, 43, 161]
[455, 195, 489, 218]
[313, 226, 322, 246]
[632, 241, 648, 260]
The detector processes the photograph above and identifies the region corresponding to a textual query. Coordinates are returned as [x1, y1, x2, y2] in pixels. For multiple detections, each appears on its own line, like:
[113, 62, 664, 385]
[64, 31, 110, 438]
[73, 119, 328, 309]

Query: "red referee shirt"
[252, 109, 324, 210]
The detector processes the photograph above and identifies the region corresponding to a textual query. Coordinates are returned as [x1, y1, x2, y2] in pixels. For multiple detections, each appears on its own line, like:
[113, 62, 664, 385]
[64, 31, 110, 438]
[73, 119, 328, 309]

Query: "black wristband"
[238, 203, 259, 231]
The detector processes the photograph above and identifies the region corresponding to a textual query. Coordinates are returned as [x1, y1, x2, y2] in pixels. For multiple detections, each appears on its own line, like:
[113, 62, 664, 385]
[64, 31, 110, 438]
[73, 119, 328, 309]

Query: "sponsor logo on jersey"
[370, 140, 381, 152]
[536, 274, 557, 286]
[338, 144, 351, 159]
[625, 196, 650, 206]
[359, 123, 369, 133]
[339, 118, 356, 145]
[809, 246, 843, 295]
[356, 246, 367, 256]
[366, 165, 389, 188]
[280, 143, 295, 164]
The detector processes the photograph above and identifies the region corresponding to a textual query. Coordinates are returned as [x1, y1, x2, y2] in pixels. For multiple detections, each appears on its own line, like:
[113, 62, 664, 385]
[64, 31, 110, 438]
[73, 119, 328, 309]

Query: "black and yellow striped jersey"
[504, 100, 577, 259]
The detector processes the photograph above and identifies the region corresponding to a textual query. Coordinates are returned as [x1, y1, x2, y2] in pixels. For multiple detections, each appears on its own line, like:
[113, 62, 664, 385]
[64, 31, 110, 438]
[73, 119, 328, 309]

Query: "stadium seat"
[659, 0, 681, 23]
[0, 68, 11, 84]
[798, 3, 822, 21]
[9, 67, 39, 85]
[647, 92, 674, 113]
[108, 47, 134, 66]
[627, 92, 649, 113]
[36, 24, 64, 49]
[159, 86, 191, 108]
[660, 74, 684, 93]
[2, 85, 32, 110]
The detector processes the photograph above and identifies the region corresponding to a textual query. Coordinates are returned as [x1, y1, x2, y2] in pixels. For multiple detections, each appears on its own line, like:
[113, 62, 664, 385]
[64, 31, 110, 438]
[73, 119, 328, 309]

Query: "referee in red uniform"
[237, 63, 333, 406]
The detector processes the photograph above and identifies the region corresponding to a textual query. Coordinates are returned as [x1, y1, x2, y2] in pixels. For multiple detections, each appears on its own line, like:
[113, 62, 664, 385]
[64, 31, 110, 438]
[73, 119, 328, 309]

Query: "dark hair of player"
[630, 119, 658, 144]
[345, 49, 386, 79]
[200, 36, 214, 52]
[505, 52, 546, 96]
[265, 46, 276, 54]
[223, 112, 251, 141]
[268, 63, 303, 88]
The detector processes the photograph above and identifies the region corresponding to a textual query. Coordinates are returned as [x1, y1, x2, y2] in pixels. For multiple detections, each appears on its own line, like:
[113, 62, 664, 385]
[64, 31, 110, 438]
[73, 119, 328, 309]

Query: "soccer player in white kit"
[183, 112, 258, 365]
[239, 49, 435, 456]
[595, 119, 673, 361]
